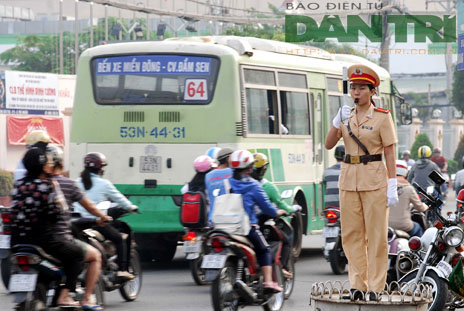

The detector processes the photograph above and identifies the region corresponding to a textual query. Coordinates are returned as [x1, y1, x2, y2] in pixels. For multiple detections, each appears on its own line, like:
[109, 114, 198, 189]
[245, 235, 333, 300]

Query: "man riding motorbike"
[74, 152, 137, 280]
[251, 152, 299, 279]
[407, 146, 442, 190]
[217, 150, 287, 293]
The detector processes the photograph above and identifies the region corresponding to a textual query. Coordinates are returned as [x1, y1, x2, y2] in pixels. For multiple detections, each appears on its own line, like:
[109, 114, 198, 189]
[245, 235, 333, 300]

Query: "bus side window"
[246, 88, 278, 135]
[280, 91, 310, 135]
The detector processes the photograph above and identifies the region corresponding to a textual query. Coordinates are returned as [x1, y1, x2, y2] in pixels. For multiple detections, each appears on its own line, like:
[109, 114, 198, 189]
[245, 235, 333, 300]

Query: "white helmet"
[396, 160, 408, 176]
[229, 150, 254, 169]
[46, 145, 64, 166]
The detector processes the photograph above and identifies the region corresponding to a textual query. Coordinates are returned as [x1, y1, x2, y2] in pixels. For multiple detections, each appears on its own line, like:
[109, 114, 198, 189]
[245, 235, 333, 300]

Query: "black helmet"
[334, 145, 345, 161]
[84, 152, 107, 169]
[22, 147, 47, 177]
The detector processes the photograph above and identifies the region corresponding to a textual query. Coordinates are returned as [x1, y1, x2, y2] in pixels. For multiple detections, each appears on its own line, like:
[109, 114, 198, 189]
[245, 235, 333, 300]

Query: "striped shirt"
[323, 162, 341, 208]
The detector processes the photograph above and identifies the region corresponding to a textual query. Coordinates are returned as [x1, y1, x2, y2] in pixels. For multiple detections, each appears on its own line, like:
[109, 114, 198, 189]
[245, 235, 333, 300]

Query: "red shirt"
[431, 155, 447, 170]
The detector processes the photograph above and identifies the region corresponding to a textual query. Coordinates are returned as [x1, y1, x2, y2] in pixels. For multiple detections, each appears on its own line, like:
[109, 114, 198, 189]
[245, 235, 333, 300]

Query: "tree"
[452, 66, 464, 113]
[454, 135, 464, 167]
[410, 133, 433, 160]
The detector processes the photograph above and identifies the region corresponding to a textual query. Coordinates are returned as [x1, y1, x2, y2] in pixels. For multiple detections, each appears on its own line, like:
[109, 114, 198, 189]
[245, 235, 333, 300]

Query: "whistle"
[354, 99, 359, 105]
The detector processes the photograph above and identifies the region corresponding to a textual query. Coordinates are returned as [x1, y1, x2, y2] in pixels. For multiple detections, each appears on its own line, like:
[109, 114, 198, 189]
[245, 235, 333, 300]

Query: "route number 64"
[184, 79, 208, 101]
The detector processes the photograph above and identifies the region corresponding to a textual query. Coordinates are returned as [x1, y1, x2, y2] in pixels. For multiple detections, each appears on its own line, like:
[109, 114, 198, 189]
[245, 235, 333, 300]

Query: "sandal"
[81, 305, 104, 311]
[57, 299, 80, 308]
[263, 281, 282, 293]
[282, 269, 293, 279]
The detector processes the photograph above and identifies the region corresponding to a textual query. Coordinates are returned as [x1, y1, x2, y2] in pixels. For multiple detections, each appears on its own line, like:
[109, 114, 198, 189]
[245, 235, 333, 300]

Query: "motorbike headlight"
[443, 226, 464, 247]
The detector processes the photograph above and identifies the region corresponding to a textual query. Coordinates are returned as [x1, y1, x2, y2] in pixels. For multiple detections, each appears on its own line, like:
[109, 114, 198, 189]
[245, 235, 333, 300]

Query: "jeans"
[407, 221, 423, 237]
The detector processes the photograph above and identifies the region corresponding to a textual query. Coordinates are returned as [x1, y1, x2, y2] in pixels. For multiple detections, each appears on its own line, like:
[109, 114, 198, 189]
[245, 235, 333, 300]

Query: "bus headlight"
[443, 227, 464, 247]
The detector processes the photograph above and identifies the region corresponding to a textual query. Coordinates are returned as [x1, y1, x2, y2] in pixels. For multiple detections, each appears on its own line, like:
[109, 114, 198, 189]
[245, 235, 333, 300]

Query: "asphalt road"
[0, 191, 457, 311]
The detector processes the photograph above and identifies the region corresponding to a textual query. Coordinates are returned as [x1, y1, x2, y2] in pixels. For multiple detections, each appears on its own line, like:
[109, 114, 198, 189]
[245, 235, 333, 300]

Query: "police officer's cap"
[347, 64, 380, 87]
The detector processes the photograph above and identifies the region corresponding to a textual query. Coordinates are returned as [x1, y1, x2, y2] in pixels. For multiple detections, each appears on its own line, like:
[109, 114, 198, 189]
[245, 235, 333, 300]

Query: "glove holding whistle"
[332, 105, 351, 129]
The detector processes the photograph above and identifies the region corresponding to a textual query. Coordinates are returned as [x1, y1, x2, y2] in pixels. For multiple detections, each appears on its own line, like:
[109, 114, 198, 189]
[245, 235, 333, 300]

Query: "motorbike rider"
[454, 156, 464, 196]
[389, 160, 428, 237]
[407, 146, 442, 190]
[219, 150, 287, 293]
[251, 152, 299, 279]
[430, 147, 448, 197]
[402, 150, 415, 168]
[323, 145, 345, 208]
[74, 152, 137, 281]
[10, 148, 104, 310]
[181, 155, 215, 196]
[46, 145, 112, 309]
[205, 148, 234, 222]
[14, 130, 52, 181]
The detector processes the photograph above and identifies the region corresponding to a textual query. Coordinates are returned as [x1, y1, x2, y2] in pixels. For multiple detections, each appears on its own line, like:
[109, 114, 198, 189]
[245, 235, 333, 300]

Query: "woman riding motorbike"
[218, 150, 287, 293]
[74, 152, 137, 280]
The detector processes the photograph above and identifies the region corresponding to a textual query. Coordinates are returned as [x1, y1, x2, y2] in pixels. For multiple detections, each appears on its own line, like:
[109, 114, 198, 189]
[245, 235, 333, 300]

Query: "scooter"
[322, 206, 347, 275]
[183, 227, 211, 285]
[202, 217, 287, 311]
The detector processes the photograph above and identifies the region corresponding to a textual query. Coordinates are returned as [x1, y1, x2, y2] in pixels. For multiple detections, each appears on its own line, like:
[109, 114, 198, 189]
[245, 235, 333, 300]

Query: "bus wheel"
[291, 210, 303, 259]
[153, 238, 177, 262]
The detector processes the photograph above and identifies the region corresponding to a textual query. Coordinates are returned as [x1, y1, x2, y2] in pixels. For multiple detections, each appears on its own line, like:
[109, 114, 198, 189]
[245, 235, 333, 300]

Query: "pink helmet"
[193, 155, 214, 172]
[229, 150, 254, 169]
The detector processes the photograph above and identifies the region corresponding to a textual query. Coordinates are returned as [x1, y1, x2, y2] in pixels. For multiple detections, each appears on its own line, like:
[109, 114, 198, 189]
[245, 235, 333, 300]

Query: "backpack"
[211, 179, 250, 235]
[180, 191, 208, 228]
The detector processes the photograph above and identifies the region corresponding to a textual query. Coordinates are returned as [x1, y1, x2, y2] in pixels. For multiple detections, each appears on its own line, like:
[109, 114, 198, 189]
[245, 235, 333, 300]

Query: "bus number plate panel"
[140, 156, 161, 173]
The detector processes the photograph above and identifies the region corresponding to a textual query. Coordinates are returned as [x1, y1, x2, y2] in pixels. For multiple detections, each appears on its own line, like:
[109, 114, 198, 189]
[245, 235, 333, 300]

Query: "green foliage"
[410, 133, 433, 160]
[448, 159, 458, 175]
[452, 66, 464, 113]
[0, 170, 13, 196]
[454, 135, 464, 167]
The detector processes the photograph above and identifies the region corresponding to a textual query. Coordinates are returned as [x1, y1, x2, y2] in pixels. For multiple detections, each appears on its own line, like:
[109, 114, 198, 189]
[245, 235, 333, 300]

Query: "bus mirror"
[281, 189, 293, 199]
[400, 101, 412, 125]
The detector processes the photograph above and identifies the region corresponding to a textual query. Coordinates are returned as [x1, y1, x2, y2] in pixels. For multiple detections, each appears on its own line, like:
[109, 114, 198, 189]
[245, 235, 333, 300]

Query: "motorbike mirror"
[281, 189, 293, 199]
[428, 170, 445, 185]
[426, 186, 435, 195]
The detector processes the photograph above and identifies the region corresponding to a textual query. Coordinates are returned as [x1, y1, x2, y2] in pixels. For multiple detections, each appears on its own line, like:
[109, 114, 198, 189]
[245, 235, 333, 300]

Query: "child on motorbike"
[219, 150, 286, 293]
[74, 152, 137, 281]
[251, 152, 300, 279]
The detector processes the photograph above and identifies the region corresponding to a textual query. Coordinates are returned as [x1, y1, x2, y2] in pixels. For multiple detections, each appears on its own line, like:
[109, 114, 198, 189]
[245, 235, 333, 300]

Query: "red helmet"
[84, 152, 107, 169]
[230, 150, 254, 169]
[457, 189, 464, 204]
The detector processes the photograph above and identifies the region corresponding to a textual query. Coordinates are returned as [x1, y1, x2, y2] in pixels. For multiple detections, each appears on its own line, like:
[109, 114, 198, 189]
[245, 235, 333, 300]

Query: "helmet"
[230, 150, 254, 169]
[84, 152, 107, 169]
[433, 147, 441, 154]
[46, 145, 64, 166]
[22, 147, 47, 177]
[418, 146, 432, 159]
[206, 147, 221, 160]
[334, 145, 345, 161]
[193, 155, 214, 172]
[25, 130, 51, 146]
[457, 189, 464, 204]
[217, 148, 233, 162]
[403, 150, 411, 156]
[253, 153, 269, 169]
[396, 160, 408, 176]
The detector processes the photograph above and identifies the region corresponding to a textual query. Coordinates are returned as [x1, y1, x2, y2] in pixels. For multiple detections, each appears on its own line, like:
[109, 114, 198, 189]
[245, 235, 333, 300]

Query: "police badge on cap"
[347, 64, 380, 87]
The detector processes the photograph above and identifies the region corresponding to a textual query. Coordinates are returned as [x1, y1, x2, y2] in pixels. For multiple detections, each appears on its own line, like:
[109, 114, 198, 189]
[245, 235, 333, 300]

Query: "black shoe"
[368, 292, 381, 302]
[342, 289, 365, 301]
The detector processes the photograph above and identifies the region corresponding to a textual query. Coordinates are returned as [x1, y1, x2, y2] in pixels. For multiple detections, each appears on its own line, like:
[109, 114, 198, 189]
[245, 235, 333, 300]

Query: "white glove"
[387, 178, 399, 207]
[292, 204, 302, 212]
[332, 105, 351, 129]
[130, 205, 139, 213]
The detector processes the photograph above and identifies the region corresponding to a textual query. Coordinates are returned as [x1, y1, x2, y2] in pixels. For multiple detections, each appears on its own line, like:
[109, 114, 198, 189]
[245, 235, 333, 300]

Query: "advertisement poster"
[6, 115, 64, 146]
[3, 70, 59, 115]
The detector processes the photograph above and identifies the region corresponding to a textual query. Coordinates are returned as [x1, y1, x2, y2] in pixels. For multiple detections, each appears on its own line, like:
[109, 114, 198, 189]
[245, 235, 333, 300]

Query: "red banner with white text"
[7, 116, 64, 146]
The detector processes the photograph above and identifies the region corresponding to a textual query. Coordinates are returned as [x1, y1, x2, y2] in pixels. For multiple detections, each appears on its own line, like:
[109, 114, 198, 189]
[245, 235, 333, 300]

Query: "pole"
[75, 0, 79, 74]
[59, 0, 63, 74]
[90, 1, 94, 47]
[379, 0, 390, 71]
[105, 4, 108, 42]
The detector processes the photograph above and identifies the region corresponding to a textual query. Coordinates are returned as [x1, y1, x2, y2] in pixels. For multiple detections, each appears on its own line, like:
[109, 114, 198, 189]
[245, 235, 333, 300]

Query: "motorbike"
[201, 216, 290, 311]
[398, 171, 464, 311]
[183, 227, 211, 285]
[321, 206, 347, 275]
[9, 244, 105, 311]
[73, 202, 143, 302]
[386, 227, 410, 283]
[0, 205, 12, 289]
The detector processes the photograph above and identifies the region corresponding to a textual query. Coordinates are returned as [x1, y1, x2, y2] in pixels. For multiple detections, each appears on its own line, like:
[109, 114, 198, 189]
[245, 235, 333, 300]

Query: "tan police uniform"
[336, 64, 398, 293]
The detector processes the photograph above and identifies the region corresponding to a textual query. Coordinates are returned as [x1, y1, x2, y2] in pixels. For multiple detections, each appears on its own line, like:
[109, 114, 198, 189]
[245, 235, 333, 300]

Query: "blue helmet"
[206, 147, 221, 160]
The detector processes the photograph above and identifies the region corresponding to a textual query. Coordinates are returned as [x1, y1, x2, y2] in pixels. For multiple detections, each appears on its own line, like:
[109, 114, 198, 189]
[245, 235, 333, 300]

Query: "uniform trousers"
[340, 187, 388, 292]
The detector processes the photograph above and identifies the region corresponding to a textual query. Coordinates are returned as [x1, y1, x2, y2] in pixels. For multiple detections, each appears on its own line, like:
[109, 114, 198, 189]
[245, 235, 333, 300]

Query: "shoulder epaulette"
[374, 107, 390, 113]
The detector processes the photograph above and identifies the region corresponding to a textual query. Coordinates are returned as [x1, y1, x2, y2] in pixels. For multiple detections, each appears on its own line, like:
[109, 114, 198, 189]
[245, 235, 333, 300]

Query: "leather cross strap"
[346, 122, 374, 165]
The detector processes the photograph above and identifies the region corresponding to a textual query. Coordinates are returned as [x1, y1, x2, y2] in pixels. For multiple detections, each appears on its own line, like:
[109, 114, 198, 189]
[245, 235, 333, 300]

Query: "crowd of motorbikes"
[321, 169, 464, 311]
[0, 202, 142, 311]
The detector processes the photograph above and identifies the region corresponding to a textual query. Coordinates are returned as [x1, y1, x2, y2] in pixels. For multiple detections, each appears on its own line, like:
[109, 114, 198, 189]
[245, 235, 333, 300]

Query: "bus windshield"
[91, 55, 220, 105]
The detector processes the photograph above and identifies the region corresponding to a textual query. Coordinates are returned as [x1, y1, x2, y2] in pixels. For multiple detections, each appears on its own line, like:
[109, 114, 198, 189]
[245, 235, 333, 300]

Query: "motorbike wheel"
[119, 250, 143, 301]
[19, 283, 47, 311]
[1, 254, 11, 290]
[212, 260, 240, 311]
[283, 256, 295, 299]
[328, 244, 346, 275]
[262, 265, 285, 311]
[190, 254, 207, 285]
[401, 270, 447, 311]
[291, 211, 303, 259]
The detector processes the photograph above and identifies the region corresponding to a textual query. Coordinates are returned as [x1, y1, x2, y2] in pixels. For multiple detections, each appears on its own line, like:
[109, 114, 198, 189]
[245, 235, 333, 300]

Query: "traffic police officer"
[325, 64, 398, 300]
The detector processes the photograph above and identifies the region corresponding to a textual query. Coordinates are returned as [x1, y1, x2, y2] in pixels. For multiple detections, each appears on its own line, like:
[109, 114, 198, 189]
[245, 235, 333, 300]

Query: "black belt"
[343, 154, 382, 164]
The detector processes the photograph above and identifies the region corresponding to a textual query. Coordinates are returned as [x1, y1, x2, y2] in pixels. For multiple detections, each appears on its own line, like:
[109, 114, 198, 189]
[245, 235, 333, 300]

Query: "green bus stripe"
[270, 148, 285, 182]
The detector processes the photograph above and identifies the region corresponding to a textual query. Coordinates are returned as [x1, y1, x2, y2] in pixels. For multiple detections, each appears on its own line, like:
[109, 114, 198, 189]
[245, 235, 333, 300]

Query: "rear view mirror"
[429, 170, 445, 185]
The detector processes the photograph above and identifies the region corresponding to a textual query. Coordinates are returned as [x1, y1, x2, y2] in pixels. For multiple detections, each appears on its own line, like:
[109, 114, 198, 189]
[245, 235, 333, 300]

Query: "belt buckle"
[350, 155, 360, 164]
